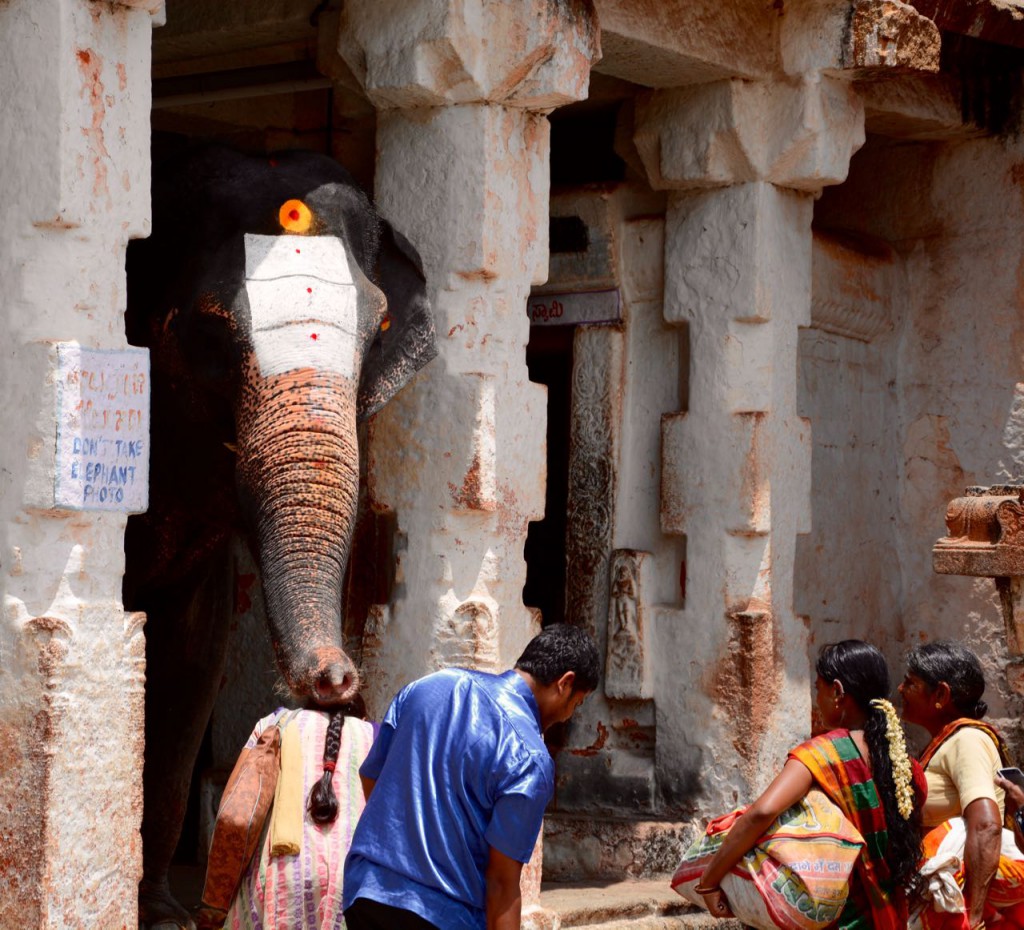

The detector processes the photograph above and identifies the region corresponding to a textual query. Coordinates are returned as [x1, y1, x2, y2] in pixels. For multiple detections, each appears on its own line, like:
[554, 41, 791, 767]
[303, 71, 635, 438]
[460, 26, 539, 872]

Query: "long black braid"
[817, 641, 923, 893]
[307, 709, 346, 824]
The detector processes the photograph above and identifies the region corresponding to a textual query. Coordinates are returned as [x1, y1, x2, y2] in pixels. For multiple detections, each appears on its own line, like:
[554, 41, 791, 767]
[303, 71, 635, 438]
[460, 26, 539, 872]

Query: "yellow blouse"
[922, 726, 1005, 827]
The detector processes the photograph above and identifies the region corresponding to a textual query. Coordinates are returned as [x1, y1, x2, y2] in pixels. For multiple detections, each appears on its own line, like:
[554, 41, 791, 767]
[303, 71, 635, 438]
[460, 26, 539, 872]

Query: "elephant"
[123, 145, 436, 928]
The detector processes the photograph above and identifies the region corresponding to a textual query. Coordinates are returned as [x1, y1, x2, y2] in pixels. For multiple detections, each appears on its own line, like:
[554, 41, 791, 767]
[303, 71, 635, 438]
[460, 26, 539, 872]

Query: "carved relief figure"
[124, 146, 436, 928]
[606, 550, 646, 699]
[432, 599, 500, 671]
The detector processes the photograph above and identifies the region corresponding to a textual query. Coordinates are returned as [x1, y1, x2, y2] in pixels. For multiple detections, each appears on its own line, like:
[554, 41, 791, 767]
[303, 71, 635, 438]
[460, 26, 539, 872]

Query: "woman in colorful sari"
[198, 703, 376, 930]
[899, 640, 1017, 930]
[698, 640, 925, 930]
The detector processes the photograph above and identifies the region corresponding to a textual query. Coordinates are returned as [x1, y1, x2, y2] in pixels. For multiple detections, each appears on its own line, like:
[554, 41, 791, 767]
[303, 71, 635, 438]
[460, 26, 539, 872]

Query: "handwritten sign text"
[55, 344, 150, 512]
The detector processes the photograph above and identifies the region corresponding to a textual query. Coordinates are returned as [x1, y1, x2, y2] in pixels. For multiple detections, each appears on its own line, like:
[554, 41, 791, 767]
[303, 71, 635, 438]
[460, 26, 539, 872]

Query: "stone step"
[539, 878, 743, 929]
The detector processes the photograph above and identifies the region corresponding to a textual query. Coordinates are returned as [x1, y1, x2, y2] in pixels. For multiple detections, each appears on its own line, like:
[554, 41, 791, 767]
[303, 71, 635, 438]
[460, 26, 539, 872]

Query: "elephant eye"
[279, 199, 313, 233]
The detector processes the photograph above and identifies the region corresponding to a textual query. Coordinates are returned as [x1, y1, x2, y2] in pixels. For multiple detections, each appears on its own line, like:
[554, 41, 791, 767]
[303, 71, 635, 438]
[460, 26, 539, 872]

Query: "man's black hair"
[514, 624, 600, 693]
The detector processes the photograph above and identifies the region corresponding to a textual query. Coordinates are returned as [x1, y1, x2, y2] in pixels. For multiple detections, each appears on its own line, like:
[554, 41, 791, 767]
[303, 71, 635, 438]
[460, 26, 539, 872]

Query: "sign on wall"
[527, 289, 621, 326]
[55, 344, 150, 512]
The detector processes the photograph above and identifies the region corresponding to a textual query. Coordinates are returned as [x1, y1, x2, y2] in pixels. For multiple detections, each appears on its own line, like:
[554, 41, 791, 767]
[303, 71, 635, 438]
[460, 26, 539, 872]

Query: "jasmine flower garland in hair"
[870, 698, 915, 820]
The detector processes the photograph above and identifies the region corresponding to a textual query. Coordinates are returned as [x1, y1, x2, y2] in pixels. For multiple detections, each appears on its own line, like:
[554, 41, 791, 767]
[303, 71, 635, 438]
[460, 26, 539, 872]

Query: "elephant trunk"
[236, 367, 361, 706]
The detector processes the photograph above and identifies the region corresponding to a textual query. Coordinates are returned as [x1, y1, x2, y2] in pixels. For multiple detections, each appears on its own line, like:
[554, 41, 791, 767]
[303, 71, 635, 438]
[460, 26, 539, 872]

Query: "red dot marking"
[295, 248, 301, 253]
[310, 333, 319, 341]
[289, 209, 301, 221]
[306, 287, 312, 293]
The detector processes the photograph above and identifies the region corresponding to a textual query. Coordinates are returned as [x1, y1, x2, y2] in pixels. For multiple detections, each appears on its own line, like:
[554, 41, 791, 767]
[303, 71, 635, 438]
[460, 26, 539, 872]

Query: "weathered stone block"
[782, 0, 940, 75]
[338, 0, 598, 109]
[634, 78, 864, 192]
[0, 0, 154, 233]
[375, 105, 550, 284]
[664, 183, 812, 332]
[661, 412, 771, 538]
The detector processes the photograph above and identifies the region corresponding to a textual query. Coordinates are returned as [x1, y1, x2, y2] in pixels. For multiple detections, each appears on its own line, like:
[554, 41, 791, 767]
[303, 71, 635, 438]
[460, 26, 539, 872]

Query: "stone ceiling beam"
[592, 0, 777, 86]
[908, 0, 1024, 48]
[858, 72, 984, 138]
[153, 0, 319, 75]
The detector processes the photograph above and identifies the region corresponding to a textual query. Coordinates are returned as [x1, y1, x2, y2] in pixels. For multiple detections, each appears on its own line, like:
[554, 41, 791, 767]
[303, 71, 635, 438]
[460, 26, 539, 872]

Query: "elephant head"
[126, 146, 436, 706]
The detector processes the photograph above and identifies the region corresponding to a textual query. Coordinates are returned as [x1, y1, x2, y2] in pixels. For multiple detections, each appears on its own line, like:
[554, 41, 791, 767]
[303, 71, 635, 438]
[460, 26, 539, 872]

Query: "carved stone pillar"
[0, 1, 161, 926]
[632, 75, 865, 807]
[337, 2, 598, 921]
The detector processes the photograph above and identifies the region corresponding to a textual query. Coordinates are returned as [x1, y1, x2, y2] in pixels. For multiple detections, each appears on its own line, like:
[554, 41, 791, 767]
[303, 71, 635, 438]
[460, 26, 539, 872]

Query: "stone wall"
[809, 132, 1024, 745]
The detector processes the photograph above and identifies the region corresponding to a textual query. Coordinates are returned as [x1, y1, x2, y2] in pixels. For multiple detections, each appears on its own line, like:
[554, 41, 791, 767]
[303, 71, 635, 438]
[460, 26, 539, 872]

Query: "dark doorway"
[524, 324, 575, 627]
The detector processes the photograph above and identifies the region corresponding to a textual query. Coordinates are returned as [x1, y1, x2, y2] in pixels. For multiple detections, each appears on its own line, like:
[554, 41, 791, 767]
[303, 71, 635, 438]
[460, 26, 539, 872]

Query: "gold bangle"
[694, 884, 720, 895]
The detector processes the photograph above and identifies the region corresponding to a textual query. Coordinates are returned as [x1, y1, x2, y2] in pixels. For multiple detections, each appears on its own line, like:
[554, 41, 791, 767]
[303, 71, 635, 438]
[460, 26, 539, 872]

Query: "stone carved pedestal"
[933, 485, 1024, 660]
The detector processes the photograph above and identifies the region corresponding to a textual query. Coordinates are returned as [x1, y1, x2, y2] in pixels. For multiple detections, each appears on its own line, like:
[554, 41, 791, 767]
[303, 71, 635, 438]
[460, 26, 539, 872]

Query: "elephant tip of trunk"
[311, 662, 361, 706]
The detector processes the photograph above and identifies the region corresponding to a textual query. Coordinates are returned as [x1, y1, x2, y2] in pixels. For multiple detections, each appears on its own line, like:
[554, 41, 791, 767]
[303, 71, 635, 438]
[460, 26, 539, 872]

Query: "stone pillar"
[0, 0, 160, 926]
[336, 1, 598, 921]
[632, 76, 865, 806]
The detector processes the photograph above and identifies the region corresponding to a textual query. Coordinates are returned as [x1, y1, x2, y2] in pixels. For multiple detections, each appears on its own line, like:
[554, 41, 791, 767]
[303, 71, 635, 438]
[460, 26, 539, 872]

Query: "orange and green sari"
[791, 730, 920, 930]
[919, 720, 1024, 930]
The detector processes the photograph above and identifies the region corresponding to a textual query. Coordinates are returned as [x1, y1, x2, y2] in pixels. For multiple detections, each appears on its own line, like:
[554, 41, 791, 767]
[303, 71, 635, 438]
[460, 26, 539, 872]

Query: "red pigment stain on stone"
[570, 721, 609, 756]
[307, 287, 313, 294]
[310, 333, 318, 341]
[75, 47, 111, 204]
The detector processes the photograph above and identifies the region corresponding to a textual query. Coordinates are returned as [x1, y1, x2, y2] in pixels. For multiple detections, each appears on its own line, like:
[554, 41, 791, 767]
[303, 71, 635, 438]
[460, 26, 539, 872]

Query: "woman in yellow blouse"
[899, 641, 1008, 930]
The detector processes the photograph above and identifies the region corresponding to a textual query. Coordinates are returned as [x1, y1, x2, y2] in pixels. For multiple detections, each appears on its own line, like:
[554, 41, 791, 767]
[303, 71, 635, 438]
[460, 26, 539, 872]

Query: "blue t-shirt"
[343, 668, 554, 930]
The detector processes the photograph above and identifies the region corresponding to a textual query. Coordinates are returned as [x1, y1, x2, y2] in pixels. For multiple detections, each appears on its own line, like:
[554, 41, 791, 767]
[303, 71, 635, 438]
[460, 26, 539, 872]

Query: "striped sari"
[223, 710, 375, 930]
[790, 730, 918, 930]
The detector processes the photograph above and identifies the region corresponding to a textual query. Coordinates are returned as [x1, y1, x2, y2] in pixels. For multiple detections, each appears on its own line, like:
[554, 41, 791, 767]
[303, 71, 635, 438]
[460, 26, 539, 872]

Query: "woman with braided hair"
[698, 640, 926, 930]
[202, 702, 376, 930]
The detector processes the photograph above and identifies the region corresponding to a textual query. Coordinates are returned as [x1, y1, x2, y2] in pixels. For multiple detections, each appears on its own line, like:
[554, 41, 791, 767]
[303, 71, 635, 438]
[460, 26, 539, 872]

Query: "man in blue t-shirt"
[343, 624, 600, 930]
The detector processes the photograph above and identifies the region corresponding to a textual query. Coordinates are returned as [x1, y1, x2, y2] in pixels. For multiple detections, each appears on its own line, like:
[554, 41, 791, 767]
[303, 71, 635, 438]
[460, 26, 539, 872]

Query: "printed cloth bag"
[672, 789, 865, 930]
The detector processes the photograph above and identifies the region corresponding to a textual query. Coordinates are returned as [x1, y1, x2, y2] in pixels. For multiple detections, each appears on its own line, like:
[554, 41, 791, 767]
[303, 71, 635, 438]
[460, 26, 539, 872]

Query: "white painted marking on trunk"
[244, 234, 359, 378]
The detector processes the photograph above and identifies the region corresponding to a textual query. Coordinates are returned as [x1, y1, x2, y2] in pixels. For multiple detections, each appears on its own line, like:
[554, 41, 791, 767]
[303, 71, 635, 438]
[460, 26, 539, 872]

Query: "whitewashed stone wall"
[897, 137, 1024, 731]
[802, 131, 1024, 748]
[0, 0, 159, 926]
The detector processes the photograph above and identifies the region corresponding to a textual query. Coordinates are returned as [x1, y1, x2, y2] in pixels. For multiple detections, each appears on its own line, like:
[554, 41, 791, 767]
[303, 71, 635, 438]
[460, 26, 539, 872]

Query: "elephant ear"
[357, 223, 438, 421]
